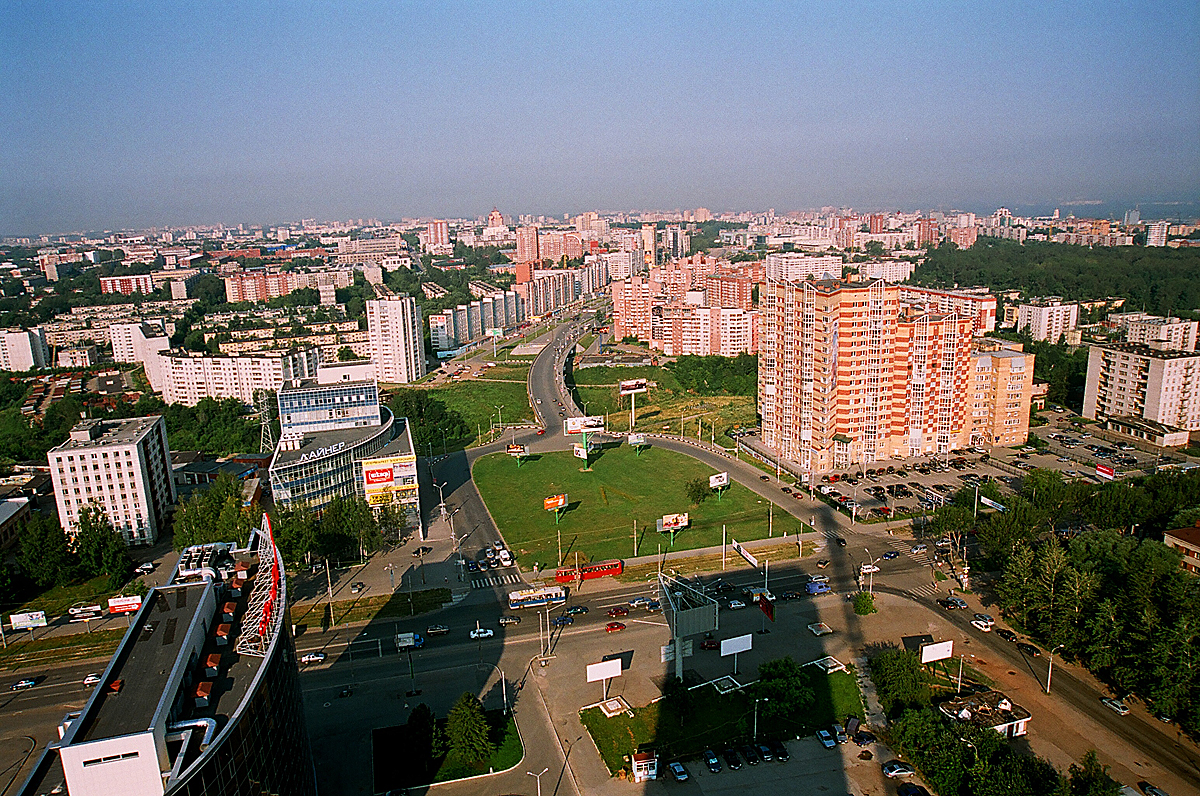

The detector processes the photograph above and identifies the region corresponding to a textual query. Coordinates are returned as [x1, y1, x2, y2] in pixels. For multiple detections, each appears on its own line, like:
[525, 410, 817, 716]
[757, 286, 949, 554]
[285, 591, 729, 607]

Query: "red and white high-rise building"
[516, 226, 540, 263]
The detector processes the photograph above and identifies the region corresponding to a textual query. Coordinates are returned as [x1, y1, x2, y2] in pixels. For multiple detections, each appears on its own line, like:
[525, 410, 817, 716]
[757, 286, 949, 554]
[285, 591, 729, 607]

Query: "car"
[1101, 697, 1130, 716]
[477, 559, 490, 571]
[833, 723, 848, 744]
[781, 486, 791, 493]
[629, 596, 651, 608]
[817, 559, 831, 569]
[498, 615, 521, 626]
[565, 605, 589, 616]
[536, 398, 542, 404]
[699, 638, 718, 650]
[835, 537, 847, 547]
[780, 590, 804, 600]
[135, 562, 155, 574]
[756, 743, 774, 761]
[702, 749, 721, 773]
[860, 564, 880, 574]
[897, 785, 933, 796]
[551, 616, 573, 627]
[759, 474, 770, 481]
[995, 628, 1019, 642]
[645, 600, 661, 612]
[973, 613, 994, 627]
[768, 739, 790, 761]
[728, 599, 747, 610]
[882, 551, 899, 560]
[607, 606, 630, 617]
[853, 730, 876, 746]
[816, 729, 836, 749]
[722, 748, 742, 770]
[350, 581, 366, 594]
[947, 597, 968, 609]
[411, 545, 433, 557]
[668, 761, 689, 782]
[882, 760, 916, 778]
[911, 543, 928, 554]
[466, 560, 479, 572]
[470, 628, 495, 639]
[937, 598, 958, 610]
[605, 622, 626, 633]
[806, 582, 831, 595]
[426, 624, 450, 636]
[809, 573, 830, 584]
[300, 652, 327, 664]
[971, 619, 992, 632]
[83, 673, 102, 686]
[1141, 785, 1170, 796]
[11, 678, 36, 691]
[536, 428, 545, 435]
[739, 744, 760, 765]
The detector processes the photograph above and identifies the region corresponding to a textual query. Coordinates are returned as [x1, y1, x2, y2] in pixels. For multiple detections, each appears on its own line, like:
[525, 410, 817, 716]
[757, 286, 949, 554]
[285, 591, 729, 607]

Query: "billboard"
[544, 493, 568, 511]
[573, 444, 589, 459]
[709, 472, 730, 489]
[720, 633, 753, 657]
[659, 513, 689, 531]
[758, 593, 775, 622]
[619, 379, 649, 396]
[628, 433, 646, 446]
[108, 596, 143, 615]
[361, 454, 419, 507]
[979, 495, 1006, 512]
[564, 416, 605, 435]
[486, 327, 504, 338]
[920, 640, 954, 664]
[731, 538, 759, 568]
[586, 659, 623, 682]
[1096, 464, 1116, 481]
[10, 611, 47, 630]
[507, 444, 528, 457]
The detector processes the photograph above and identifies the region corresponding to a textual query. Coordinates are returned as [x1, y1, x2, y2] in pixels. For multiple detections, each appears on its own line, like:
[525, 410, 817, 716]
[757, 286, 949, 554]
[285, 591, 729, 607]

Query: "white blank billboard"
[720, 633, 753, 657]
[587, 658, 623, 682]
[920, 640, 954, 664]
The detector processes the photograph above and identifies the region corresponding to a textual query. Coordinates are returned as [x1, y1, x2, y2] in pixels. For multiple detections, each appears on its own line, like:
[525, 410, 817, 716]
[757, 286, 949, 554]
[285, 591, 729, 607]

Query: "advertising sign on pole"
[758, 593, 775, 622]
[658, 513, 689, 531]
[627, 433, 646, 447]
[720, 634, 753, 657]
[10, 611, 48, 630]
[573, 444, 589, 460]
[618, 379, 649, 396]
[731, 538, 759, 568]
[978, 495, 1006, 512]
[1095, 464, 1116, 481]
[507, 444, 528, 457]
[543, 494, 568, 511]
[361, 454, 420, 508]
[108, 596, 143, 615]
[564, 416, 605, 435]
[709, 472, 730, 489]
[920, 640, 954, 664]
[586, 658, 623, 683]
[486, 327, 504, 338]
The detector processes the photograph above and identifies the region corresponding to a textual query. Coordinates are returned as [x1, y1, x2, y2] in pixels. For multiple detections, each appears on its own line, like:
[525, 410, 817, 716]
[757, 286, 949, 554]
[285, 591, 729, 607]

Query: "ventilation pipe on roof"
[168, 718, 217, 749]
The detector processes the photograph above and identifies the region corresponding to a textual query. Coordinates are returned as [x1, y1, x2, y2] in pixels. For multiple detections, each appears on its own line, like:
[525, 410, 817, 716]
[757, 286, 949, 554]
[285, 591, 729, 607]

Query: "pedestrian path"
[470, 571, 523, 589]
[908, 583, 940, 598]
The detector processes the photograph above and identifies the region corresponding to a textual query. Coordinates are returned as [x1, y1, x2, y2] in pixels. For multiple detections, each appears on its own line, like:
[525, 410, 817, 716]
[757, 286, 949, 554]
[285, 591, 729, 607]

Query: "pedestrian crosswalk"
[470, 572, 523, 589]
[908, 583, 940, 598]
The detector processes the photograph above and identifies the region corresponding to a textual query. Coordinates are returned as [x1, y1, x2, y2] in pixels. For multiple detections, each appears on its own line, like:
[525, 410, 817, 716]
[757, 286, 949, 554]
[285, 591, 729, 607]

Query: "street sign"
[10, 611, 47, 630]
[920, 640, 954, 664]
[619, 379, 649, 396]
[573, 444, 588, 459]
[1096, 464, 1116, 480]
[720, 634, 753, 656]
[544, 494, 568, 511]
[108, 596, 142, 615]
[731, 538, 759, 568]
[709, 472, 730, 489]
[979, 495, 1006, 512]
[586, 659, 623, 682]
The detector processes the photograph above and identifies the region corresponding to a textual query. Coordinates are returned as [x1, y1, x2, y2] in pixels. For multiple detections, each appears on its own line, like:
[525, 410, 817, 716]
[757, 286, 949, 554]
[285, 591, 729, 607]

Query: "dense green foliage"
[913, 240, 1200, 318]
[686, 221, 747, 254]
[173, 474, 259, 550]
[752, 656, 816, 718]
[271, 495, 399, 565]
[867, 646, 932, 718]
[852, 591, 877, 615]
[386, 389, 472, 452]
[668, 354, 757, 396]
[16, 504, 133, 592]
[446, 693, 492, 763]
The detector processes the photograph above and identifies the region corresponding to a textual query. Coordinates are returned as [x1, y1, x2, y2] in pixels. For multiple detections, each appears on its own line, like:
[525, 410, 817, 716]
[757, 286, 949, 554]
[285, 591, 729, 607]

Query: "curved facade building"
[19, 531, 317, 796]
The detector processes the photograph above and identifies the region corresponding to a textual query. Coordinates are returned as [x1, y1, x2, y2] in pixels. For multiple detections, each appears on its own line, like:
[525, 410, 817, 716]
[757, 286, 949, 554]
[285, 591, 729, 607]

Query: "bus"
[508, 586, 568, 610]
[554, 559, 623, 583]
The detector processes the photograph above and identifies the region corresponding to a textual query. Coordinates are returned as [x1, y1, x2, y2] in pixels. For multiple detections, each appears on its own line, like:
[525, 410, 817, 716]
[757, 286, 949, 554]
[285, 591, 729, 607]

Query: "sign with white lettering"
[299, 441, 347, 463]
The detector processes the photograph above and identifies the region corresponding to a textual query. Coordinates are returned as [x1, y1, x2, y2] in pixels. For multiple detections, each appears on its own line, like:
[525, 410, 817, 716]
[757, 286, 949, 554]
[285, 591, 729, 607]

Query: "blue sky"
[2, 1, 1197, 233]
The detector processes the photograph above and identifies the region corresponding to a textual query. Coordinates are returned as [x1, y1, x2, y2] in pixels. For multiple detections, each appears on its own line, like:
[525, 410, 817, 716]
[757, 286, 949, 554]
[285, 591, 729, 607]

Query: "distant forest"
[912, 240, 1200, 318]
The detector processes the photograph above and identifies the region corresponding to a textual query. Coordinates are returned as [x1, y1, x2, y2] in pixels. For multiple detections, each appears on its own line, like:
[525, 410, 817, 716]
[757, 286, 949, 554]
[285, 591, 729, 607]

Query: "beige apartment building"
[1083, 342, 1200, 437]
[969, 339, 1035, 447]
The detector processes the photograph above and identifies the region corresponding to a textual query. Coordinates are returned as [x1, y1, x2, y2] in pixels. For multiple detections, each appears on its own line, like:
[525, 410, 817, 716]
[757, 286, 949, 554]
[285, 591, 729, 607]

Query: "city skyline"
[3, 1, 1198, 234]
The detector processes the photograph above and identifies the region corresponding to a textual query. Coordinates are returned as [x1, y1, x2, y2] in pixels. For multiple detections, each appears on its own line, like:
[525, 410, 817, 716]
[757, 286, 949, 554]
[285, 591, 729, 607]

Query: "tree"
[73, 503, 132, 589]
[684, 478, 710, 506]
[319, 496, 380, 560]
[446, 692, 492, 762]
[272, 503, 320, 566]
[173, 474, 258, 550]
[406, 703, 442, 778]
[336, 346, 358, 361]
[753, 656, 814, 718]
[997, 543, 1037, 628]
[1066, 750, 1121, 796]
[868, 647, 931, 717]
[853, 591, 877, 615]
[17, 513, 74, 588]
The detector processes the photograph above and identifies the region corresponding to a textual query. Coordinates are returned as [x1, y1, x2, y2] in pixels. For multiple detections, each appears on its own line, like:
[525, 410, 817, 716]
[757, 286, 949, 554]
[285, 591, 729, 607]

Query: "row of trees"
[667, 353, 758, 396]
[100, 395, 260, 456]
[12, 505, 135, 593]
[870, 647, 1123, 796]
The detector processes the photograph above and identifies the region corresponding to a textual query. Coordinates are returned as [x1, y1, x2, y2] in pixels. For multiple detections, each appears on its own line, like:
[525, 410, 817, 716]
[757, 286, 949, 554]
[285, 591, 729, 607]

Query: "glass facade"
[269, 409, 396, 511]
[278, 381, 381, 434]
[168, 622, 317, 796]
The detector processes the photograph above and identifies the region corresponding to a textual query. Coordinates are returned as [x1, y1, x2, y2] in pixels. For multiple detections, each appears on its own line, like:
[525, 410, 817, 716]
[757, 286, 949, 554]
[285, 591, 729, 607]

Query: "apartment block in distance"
[366, 294, 426, 384]
[48, 417, 175, 545]
[0, 328, 50, 371]
[100, 274, 155, 295]
[157, 348, 320, 406]
[1083, 341, 1200, 442]
[111, 321, 171, 390]
[1109, 312, 1198, 352]
[1016, 298, 1079, 342]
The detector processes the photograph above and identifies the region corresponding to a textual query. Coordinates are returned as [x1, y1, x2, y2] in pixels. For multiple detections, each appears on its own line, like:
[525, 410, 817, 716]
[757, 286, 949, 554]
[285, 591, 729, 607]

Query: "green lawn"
[571, 365, 681, 388]
[473, 445, 807, 568]
[434, 713, 522, 782]
[14, 574, 125, 618]
[581, 668, 864, 774]
[425, 381, 534, 442]
[574, 385, 756, 443]
[477, 364, 531, 381]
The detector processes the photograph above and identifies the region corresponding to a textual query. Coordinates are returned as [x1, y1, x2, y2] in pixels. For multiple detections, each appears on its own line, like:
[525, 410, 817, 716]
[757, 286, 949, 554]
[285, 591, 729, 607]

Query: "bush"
[852, 591, 877, 615]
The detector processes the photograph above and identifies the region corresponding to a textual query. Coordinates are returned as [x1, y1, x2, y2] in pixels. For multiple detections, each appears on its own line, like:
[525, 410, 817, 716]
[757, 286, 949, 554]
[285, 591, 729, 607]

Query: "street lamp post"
[1046, 643, 1067, 694]
[753, 697, 769, 741]
[527, 767, 548, 796]
[863, 548, 882, 595]
[384, 563, 395, 592]
[434, 480, 447, 520]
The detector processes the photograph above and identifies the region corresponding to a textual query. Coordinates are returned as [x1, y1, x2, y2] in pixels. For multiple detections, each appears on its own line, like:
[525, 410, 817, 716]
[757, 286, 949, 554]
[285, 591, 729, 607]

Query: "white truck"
[395, 632, 425, 651]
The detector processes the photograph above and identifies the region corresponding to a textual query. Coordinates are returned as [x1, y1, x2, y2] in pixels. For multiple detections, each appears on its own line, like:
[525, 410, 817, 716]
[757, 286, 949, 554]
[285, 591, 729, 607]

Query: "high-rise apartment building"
[1146, 221, 1169, 247]
[764, 253, 843, 282]
[1084, 342, 1200, 434]
[1016, 298, 1079, 342]
[704, 273, 755, 311]
[969, 339, 1035, 447]
[426, 219, 449, 247]
[515, 226, 540, 263]
[640, 224, 657, 267]
[1111, 313, 1198, 351]
[100, 274, 155, 295]
[611, 276, 660, 342]
[366, 295, 425, 384]
[0, 328, 50, 371]
[758, 279, 979, 473]
[111, 322, 171, 389]
[157, 349, 319, 406]
[898, 286, 997, 335]
[48, 417, 175, 545]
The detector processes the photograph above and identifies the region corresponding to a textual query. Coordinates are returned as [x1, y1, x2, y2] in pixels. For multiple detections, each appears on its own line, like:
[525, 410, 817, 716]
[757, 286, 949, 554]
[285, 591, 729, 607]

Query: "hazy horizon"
[3, 1, 1197, 235]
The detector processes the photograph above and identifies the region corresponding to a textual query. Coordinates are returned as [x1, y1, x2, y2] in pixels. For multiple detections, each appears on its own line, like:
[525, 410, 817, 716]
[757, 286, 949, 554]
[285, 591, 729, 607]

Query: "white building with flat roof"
[110, 321, 171, 389]
[0, 328, 49, 371]
[48, 417, 176, 545]
[1084, 342, 1200, 436]
[366, 295, 426, 384]
[1016, 298, 1078, 343]
[156, 348, 319, 406]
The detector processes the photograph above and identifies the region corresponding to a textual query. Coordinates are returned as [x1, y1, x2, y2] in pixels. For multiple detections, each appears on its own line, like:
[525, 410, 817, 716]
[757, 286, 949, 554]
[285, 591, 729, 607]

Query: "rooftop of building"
[270, 406, 394, 469]
[939, 690, 1031, 728]
[1103, 415, 1187, 436]
[50, 417, 161, 453]
[1165, 522, 1200, 550]
[369, 418, 414, 460]
[279, 377, 377, 395]
[1093, 341, 1200, 360]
